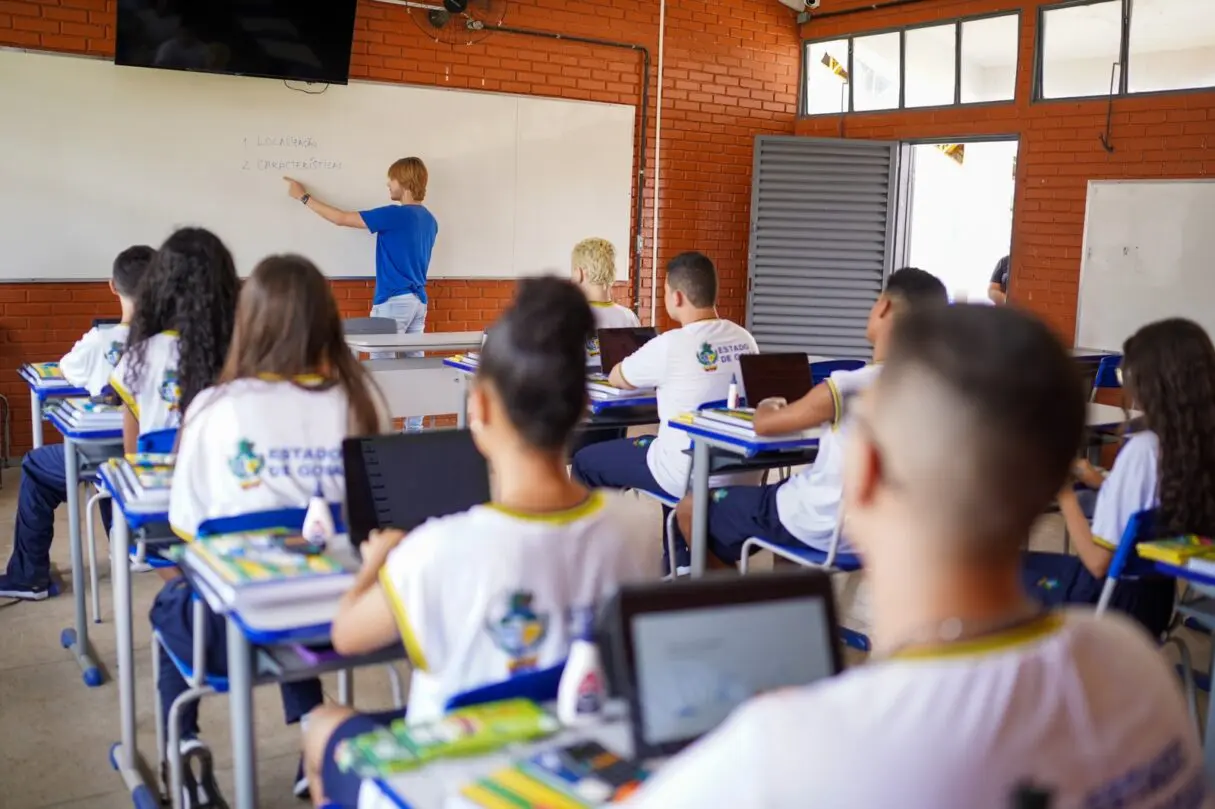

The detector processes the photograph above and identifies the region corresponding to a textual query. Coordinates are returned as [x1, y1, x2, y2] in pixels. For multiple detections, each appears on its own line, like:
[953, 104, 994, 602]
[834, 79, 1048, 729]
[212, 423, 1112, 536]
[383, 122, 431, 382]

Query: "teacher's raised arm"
[287, 157, 439, 432]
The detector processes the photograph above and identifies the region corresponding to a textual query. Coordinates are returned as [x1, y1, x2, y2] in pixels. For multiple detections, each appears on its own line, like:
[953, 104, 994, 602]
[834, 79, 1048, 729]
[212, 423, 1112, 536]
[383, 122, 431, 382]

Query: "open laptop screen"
[597, 327, 657, 377]
[739, 352, 813, 407]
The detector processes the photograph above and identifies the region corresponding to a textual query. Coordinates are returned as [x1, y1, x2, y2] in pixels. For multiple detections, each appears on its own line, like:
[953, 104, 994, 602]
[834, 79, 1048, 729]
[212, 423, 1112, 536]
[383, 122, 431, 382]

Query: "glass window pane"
[1128, 0, 1215, 93]
[905, 23, 957, 108]
[852, 32, 901, 111]
[1040, 1, 1123, 99]
[805, 39, 850, 115]
[961, 15, 1018, 103]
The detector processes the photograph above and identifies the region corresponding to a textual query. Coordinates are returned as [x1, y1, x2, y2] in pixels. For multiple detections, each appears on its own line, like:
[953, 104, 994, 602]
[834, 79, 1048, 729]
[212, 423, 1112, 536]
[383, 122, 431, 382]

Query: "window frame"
[799, 9, 1021, 118]
[1034, 0, 1215, 102]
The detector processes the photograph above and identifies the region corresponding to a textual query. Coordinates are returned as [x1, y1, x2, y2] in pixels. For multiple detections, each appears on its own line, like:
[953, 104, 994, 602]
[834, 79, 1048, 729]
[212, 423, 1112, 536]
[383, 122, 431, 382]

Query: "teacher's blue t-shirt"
[359, 204, 439, 305]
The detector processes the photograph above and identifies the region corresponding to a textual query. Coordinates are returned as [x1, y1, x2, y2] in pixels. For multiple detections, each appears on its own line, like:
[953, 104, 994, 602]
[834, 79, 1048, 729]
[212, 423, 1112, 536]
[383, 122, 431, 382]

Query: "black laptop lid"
[342, 429, 491, 547]
[597, 327, 657, 377]
[598, 570, 842, 759]
[739, 352, 813, 406]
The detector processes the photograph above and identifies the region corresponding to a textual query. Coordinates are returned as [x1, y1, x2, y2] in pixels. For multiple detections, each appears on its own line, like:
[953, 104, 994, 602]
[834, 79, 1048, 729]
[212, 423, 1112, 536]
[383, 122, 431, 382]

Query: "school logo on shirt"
[697, 342, 719, 372]
[485, 591, 549, 674]
[104, 341, 124, 367]
[586, 337, 600, 356]
[159, 369, 182, 410]
[228, 439, 265, 489]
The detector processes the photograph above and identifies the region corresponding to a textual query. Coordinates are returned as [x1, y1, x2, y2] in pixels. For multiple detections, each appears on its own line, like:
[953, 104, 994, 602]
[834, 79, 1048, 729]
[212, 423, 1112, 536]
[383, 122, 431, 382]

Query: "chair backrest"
[137, 428, 178, 454]
[810, 359, 866, 386]
[196, 503, 345, 539]
[343, 317, 399, 336]
[1090, 354, 1123, 402]
[1096, 508, 1156, 615]
[443, 661, 567, 711]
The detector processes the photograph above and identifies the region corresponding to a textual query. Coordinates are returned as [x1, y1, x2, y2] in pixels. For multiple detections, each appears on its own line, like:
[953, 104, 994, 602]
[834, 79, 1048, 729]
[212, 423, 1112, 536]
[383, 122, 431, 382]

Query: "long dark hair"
[219, 255, 383, 435]
[124, 228, 239, 414]
[1122, 318, 1215, 537]
[478, 277, 594, 451]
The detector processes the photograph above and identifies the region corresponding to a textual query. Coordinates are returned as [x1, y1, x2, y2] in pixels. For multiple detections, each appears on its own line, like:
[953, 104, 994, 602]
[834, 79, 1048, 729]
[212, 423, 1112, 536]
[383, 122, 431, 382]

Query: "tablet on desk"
[342, 429, 491, 549]
[740, 352, 813, 407]
[599, 571, 842, 759]
[598, 327, 657, 377]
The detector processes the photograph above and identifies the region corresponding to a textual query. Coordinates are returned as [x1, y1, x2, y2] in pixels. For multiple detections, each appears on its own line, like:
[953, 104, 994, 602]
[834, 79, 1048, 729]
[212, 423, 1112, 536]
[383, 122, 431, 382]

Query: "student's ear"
[467, 381, 489, 434]
[670, 288, 685, 310]
[874, 296, 894, 321]
[108, 279, 117, 296]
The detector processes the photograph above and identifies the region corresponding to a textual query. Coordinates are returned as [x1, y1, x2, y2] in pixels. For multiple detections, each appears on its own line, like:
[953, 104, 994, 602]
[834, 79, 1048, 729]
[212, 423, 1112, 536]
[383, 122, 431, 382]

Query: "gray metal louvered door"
[747, 136, 909, 359]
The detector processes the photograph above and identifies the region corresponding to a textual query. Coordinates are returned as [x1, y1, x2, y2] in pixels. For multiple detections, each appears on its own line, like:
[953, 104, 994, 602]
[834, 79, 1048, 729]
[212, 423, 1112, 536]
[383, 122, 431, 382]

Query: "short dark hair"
[885, 267, 948, 308]
[478, 277, 595, 451]
[666, 252, 718, 308]
[880, 304, 1085, 558]
[112, 245, 155, 298]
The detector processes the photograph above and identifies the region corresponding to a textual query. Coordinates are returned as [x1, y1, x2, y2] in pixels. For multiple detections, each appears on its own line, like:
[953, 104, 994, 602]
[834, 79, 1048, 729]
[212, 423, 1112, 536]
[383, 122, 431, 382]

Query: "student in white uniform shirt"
[571, 251, 757, 500]
[626, 304, 1209, 809]
[570, 236, 640, 366]
[1024, 317, 1215, 639]
[0, 244, 153, 601]
[672, 268, 946, 569]
[302, 278, 656, 808]
[154, 255, 390, 807]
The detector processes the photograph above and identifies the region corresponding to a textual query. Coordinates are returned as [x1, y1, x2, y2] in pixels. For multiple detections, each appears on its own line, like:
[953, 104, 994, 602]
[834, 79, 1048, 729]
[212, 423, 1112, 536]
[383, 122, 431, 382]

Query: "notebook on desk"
[597, 327, 657, 377]
[599, 571, 842, 759]
[740, 352, 813, 406]
[342, 429, 491, 548]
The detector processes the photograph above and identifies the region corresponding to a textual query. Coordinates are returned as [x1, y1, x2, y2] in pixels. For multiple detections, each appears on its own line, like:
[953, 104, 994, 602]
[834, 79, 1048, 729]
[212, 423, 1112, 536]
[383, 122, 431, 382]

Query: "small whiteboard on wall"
[1076, 179, 1215, 352]
[0, 49, 635, 280]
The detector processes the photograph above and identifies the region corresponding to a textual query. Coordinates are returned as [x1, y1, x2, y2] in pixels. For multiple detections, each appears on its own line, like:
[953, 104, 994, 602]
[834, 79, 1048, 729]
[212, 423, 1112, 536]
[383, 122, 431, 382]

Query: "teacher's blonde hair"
[388, 157, 428, 201]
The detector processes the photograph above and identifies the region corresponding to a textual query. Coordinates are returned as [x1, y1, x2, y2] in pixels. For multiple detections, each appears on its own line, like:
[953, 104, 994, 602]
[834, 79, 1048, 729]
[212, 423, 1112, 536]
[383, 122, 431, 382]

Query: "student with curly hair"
[1023, 318, 1215, 637]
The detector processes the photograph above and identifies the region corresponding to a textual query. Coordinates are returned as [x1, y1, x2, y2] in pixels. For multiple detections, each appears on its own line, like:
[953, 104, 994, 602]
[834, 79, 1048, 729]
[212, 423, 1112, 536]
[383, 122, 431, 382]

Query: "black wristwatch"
[300, 193, 311, 205]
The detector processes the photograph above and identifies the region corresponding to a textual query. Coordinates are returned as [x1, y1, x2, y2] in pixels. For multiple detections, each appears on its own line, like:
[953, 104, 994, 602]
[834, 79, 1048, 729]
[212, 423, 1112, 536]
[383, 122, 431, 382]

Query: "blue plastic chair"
[196, 503, 345, 538]
[444, 661, 567, 711]
[810, 359, 866, 386]
[137, 427, 178, 454]
[1089, 354, 1122, 403]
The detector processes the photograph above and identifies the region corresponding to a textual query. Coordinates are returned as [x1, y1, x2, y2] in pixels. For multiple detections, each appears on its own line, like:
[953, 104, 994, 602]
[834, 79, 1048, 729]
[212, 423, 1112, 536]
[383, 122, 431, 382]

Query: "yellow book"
[1137, 535, 1215, 566]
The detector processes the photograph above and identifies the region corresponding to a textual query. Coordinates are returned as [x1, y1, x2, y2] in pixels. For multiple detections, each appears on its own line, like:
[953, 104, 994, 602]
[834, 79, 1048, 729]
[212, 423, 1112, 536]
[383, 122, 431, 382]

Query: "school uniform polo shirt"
[1091, 430, 1159, 551]
[618, 319, 758, 497]
[61, 323, 129, 397]
[110, 331, 182, 433]
[586, 302, 641, 367]
[625, 611, 1207, 809]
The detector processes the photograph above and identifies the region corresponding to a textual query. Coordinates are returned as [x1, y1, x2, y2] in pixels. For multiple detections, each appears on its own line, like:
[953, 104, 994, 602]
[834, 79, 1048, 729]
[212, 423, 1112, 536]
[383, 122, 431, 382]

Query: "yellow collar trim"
[588, 301, 616, 308]
[255, 373, 329, 386]
[487, 491, 605, 525]
[890, 612, 1066, 661]
[162, 329, 180, 337]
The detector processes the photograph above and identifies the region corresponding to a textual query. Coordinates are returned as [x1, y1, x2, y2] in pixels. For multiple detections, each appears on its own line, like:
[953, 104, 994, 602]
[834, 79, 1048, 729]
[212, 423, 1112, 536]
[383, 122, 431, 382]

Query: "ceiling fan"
[373, 0, 508, 45]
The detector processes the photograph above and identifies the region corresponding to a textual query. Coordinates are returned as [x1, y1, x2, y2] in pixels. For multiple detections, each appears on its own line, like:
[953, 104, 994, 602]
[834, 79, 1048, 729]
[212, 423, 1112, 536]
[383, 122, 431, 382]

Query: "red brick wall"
[0, 0, 802, 453]
[795, 0, 1215, 340]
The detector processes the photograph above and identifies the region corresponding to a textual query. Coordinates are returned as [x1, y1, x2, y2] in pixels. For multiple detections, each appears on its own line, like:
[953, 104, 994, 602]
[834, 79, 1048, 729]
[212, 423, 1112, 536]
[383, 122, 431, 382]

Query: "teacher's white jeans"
[370, 293, 427, 432]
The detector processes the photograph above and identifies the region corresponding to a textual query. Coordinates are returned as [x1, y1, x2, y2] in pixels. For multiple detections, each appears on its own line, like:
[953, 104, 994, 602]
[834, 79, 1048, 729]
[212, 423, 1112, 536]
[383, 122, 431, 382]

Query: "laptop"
[597, 327, 657, 377]
[598, 571, 842, 758]
[342, 429, 491, 548]
[739, 352, 812, 407]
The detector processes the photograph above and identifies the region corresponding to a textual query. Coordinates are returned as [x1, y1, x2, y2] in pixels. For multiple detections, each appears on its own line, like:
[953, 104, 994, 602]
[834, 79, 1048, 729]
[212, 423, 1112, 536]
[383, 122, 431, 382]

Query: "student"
[570, 251, 757, 498]
[154, 255, 390, 806]
[111, 227, 240, 452]
[673, 268, 947, 569]
[1023, 318, 1215, 638]
[625, 305, 1207, 809]
[300, 277, 655, 808]
[571, 237, 640, 365]
[0, 245, 154, 600]
[988, 254, 1011, 305]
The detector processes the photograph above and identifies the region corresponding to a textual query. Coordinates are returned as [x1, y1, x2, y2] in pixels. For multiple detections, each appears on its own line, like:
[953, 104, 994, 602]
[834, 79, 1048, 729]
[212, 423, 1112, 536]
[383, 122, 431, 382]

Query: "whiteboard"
[1076, 179, 1215, 352]
[0, 49, 635, 280]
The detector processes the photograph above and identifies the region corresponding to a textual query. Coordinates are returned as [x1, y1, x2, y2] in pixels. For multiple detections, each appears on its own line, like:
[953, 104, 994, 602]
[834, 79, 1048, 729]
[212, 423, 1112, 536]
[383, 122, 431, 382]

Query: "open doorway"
[906, 139, 1018, 303]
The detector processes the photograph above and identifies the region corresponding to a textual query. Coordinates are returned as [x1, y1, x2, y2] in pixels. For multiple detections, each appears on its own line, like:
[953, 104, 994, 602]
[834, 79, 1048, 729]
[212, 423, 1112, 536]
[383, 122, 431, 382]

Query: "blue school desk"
[669, 418, 824, 578]
[45, 406, 122, 688]
[362, 707, 636, 809]
[19, 364, 89, 449]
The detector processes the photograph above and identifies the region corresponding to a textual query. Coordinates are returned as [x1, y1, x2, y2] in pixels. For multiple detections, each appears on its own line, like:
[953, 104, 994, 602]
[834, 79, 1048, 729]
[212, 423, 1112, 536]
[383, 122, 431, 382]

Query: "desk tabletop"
[346, 331, 482, 352]
[1087, 402, 1135, 429]
[46, 408, 123, 442]
[19, 367, 89, 399]
[671, 417, 823, 457]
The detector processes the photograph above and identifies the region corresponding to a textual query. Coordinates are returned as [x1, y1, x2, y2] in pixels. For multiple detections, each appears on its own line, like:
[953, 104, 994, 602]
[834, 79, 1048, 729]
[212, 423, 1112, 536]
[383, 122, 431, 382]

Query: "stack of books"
[1137, 536, 1215, 574]
[586, 375, 654, 402]
[105, 453, 175, 513]
[181, 532, 355, 610]
[683, 408, 822, 442]
[21, 362, 76, 390]
[462, 741, 650, 808]
[54, 398, 123, 431]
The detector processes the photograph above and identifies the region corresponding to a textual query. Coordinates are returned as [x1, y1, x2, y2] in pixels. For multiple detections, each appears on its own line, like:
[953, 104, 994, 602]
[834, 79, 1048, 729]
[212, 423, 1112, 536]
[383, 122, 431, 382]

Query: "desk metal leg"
[456, 373, 468, 429]
[30, 390, 43, 449]
[1205, 640, 1215, 786]
[227, 617, 258, 808]
[689, 439, 711, 578]
[60, 437, 102, 686]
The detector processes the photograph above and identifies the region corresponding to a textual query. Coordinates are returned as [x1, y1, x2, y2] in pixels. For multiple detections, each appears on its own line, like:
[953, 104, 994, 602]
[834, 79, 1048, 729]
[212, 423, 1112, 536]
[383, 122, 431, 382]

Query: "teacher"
[284, 157, 439, 346]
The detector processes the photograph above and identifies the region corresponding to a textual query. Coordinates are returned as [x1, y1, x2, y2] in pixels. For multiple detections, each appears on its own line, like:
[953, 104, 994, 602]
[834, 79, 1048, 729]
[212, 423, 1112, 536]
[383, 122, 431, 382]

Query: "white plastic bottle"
[301, 481, 335, 545]
[556, 638, 606, 727]
[726, 374, 739, 410]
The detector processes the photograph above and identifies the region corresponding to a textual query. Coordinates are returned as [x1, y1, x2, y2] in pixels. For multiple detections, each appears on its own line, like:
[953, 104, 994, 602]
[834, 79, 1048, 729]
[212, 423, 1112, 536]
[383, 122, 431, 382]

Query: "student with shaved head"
[624, 305, 1206, 809]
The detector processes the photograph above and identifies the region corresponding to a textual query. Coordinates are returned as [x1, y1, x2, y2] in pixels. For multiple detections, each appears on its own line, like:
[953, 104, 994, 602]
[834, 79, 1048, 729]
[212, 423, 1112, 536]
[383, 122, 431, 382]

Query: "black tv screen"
[115, 0, 359, 85]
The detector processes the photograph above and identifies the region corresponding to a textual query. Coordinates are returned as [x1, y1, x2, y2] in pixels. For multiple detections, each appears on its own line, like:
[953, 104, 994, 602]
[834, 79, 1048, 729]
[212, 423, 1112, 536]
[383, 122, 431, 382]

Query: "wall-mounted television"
[115, 0, 359, 85]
